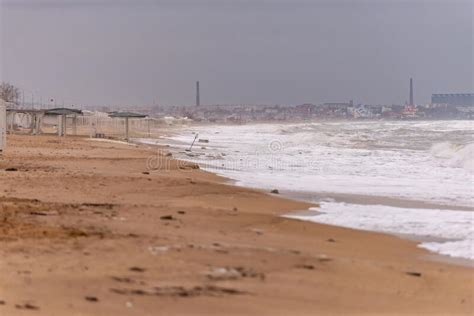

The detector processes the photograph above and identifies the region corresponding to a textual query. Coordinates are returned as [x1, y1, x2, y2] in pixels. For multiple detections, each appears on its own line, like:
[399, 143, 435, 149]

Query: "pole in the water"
[186, 133, 199, 152]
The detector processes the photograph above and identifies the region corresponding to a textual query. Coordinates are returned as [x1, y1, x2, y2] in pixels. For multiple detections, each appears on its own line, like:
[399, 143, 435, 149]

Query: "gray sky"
[1, 0, 472, 107]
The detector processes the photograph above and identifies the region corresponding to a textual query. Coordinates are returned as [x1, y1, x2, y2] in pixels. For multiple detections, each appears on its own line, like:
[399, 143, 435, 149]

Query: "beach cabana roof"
[45, 108, 83, 116]
[6, 109, 45, 114]
[108, 111, 148, 118]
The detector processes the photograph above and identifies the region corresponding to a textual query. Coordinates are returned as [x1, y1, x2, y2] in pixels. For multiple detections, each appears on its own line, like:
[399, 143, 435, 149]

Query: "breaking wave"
[430, 142, 474, 171]
[151, 120, 474, 260]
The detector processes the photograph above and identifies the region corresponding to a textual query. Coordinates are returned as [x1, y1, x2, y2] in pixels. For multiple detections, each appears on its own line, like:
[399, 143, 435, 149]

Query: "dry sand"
[0, 134, 472, 315]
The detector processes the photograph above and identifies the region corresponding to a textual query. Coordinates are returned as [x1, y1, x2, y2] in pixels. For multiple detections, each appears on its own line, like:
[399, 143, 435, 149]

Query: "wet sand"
[0, 134, 473, 315]
[288, 190, 474, 212]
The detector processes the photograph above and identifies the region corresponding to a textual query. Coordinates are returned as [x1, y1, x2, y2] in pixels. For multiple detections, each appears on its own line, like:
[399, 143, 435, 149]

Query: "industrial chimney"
[196, 81, 200, 107]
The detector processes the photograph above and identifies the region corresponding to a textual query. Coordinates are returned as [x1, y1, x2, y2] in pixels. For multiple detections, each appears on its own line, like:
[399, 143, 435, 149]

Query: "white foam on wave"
[430, 142, 474, 171]
[286, 202, 474, 260]
[164, 122, 473, 208]
[147, 120, 474, 260]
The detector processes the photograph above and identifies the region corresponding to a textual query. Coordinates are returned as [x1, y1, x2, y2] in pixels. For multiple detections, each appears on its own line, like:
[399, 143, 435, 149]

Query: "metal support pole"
[57, 116, 62, 136]
[72, 115, 77, 136]
[63, 115, 67, 137]
[125, 117, 129, 141]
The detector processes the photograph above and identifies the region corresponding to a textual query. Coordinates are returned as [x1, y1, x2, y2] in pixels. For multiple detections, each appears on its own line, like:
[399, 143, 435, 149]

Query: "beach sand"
[0, 134, 472, 315]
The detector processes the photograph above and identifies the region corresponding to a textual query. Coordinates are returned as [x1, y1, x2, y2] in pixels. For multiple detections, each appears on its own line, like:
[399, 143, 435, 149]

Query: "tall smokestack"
[409, 78, 414, 106]
[196, 81, 200, 107]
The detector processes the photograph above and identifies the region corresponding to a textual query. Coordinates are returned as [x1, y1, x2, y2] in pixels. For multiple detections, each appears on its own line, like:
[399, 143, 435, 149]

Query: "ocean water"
[138, 120, 474, 260]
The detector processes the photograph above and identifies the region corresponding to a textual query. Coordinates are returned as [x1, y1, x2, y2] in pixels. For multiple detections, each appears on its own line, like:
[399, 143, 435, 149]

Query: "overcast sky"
[0, 0, 472, 107]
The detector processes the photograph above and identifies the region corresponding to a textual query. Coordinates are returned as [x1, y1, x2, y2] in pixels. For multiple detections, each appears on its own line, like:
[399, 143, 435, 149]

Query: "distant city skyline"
[1, 0, 473, 107]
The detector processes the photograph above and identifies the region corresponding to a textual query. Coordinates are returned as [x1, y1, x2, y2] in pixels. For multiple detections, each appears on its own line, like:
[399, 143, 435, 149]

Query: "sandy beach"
[0, 134, 473, 315]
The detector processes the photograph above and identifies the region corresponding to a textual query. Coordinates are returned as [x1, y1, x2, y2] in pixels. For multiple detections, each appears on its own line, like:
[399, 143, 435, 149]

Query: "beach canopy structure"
[45, 108, 83, 137]
[6, 108, 46, 136]
[108, 111, 148, 141]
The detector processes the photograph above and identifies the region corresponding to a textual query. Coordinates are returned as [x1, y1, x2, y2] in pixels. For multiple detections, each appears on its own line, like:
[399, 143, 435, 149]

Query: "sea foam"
[430, 142, 474, 171]
[145, 120, 474, 260]
[286, 202, 474, 261]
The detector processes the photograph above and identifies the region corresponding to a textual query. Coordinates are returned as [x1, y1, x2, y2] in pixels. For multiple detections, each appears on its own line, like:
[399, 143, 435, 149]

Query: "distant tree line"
[0, 82, 20, 105]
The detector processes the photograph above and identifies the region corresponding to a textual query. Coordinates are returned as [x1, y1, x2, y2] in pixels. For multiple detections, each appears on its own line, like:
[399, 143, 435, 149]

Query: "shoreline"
[138, 136, 473, 264]
[207, 170, 474, 265]
[1, 134, 473, 315]
[284, 205, 474, 268]
[286, 190, 474, 212]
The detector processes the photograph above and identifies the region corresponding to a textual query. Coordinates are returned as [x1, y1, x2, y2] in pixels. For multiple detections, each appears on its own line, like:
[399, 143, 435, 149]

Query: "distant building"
[431, 94, 474, 106]
[322, 101, 353, 109]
